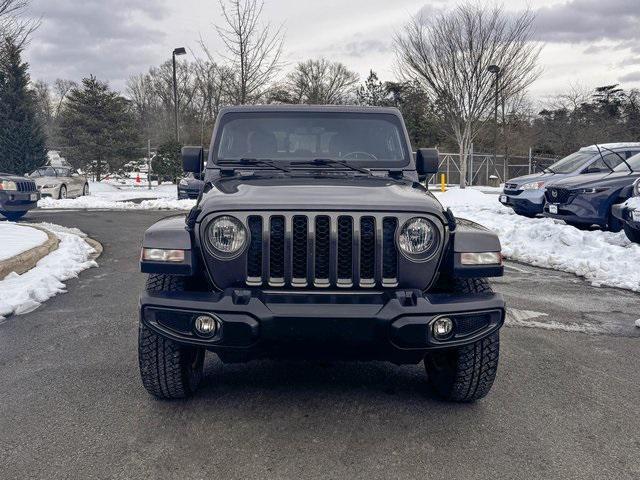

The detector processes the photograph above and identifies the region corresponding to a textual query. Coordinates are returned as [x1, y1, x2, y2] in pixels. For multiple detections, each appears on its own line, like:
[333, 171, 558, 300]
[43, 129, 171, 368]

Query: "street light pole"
[172, 47, 187, 143]
[488, 65, 501, 181]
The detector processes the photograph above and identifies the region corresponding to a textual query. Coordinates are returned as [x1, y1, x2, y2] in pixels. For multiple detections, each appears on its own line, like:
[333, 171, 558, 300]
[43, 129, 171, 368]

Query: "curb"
[0, 225, 59, 280]
[0, 226, 103, 280]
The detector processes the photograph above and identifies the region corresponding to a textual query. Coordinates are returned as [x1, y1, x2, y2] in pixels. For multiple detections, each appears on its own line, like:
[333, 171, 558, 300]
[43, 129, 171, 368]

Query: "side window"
[589, 153, 622, 171]
[626, 150, 640, 159]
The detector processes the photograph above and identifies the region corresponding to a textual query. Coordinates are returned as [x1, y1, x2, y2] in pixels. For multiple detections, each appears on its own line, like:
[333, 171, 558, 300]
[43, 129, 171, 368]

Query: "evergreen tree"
[356, 71, 391, 106]
[152, 140, 183, 183]
[58, 76, 139, 180]
[0, 38, 47, 174]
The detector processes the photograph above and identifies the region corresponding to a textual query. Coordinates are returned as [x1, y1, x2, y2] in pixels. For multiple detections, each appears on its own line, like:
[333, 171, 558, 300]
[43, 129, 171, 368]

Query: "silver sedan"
[29, 166, 89, 199]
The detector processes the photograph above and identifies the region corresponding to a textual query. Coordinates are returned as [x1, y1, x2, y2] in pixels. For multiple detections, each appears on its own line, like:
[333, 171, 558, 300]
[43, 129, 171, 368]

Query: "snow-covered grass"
[434, 188, 640, 293]
[0, 223, 48, 261]
[0, 223, 98, 319]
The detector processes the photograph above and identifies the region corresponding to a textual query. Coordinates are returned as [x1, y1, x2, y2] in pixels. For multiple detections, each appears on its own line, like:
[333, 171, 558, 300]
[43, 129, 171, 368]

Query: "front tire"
[82, 183, 89, 196]
[624, 223, 640, 243]
[58, 185, 67, 199]
[138, 274, 205, 399]
[425, 278, 500, 402]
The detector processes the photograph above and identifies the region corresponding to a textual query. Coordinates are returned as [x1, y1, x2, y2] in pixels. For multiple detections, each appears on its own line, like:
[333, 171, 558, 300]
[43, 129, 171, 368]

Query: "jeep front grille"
[245, 213, 399, 288]
[17, 180, 36, 192]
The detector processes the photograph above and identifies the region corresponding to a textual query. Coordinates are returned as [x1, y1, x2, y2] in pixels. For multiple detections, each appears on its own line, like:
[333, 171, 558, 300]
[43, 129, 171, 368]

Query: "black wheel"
[138, 274, 205, 399]
[606, 214, 623, 233]
[82, 183, 89, 196]
[513, 210, 537, 218]
[425, 278, 500, 402]
[58, 185, 67, 199]
[1, 211, 27, 221]
[623, 223, 640, 243]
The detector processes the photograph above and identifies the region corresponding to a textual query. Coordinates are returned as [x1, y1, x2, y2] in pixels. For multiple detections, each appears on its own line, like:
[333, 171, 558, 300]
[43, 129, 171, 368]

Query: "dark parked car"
[612, 178, 640, 243]
[500, 143, 640, 217]
[0, 172, 39, 221]
[177, 172, 205, 199]
[138, 105, 506, 403]
[543, 152, 640, 231]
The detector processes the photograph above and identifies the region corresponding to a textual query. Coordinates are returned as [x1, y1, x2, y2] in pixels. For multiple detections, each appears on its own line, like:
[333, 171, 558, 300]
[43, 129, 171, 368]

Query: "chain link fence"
[430, 150, 560, 187]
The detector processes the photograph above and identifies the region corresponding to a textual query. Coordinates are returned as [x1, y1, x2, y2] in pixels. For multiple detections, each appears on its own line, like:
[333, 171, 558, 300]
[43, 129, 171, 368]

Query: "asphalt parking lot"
[1, 210, 639, 479]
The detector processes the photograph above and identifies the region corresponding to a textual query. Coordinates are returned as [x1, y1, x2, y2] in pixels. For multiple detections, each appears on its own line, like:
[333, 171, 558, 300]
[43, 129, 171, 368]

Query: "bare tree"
[0, 0, 40, 46]
[395, 3, 541, 187]
[52, 79, 78, 116]
[286, 58, 359, 105]
[203, 0, 284, 104]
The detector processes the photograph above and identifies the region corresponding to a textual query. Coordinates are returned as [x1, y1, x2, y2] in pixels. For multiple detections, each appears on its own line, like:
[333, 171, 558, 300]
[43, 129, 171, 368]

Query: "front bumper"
[499, 189, 544, 215]
[140, 288, 505, 364]
[0, 190, 39, 212]
[612, 203, 640, 229]
[542, 197, 604, 226]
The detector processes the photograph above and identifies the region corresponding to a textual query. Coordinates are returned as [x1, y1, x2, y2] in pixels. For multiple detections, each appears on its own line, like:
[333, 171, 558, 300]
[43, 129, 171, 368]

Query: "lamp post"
[488, 64, 501, 180]
[172, 47, 187, 142]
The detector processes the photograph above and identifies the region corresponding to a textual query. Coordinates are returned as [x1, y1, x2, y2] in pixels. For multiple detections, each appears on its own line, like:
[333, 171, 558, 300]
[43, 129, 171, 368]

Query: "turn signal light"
[460, 252, 502, 266]
[141, 248, 185, 263]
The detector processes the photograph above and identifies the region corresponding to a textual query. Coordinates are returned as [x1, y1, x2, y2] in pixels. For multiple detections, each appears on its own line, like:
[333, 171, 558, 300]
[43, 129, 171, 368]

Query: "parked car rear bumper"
[140, 288, 506, 364]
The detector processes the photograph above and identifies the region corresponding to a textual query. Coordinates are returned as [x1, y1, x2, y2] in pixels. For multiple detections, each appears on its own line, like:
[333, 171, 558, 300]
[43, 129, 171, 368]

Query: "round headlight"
[398, 217, 437, 257]
[207, 216, 247, 257]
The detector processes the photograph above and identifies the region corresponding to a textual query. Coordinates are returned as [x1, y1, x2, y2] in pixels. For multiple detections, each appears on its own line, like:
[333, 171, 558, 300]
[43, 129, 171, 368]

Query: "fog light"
[433, 317, 454, 339]
[194, 315, 220, 337]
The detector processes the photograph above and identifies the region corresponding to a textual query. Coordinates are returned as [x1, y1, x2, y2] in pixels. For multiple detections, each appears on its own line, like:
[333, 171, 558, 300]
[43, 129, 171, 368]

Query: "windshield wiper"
[290, 158, 373, 175]
[217, 158, 290, 173]
[595, 145, 633, 173]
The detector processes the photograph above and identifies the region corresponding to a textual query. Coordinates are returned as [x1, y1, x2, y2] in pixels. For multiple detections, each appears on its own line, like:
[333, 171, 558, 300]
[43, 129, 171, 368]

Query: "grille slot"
[545, 187, 572, 204]
[243, 213, 412, 289]
[17, 181, 36, 192]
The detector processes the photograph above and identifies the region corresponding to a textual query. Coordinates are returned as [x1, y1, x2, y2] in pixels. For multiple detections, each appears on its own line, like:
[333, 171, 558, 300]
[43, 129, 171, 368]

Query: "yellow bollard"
[441, 173, 446, 192]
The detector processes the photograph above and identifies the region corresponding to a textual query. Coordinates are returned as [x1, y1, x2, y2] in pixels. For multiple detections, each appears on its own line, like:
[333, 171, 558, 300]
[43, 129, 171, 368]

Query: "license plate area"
[30, 193, 37, 201]
[548, 204, 558, 214]
[632, 210, 640, 222]
[499, 195, 507, 203]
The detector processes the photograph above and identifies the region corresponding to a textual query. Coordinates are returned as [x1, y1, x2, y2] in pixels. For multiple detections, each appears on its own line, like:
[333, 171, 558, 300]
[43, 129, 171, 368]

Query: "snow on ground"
[37, 182, 194, 210]
[0, 223, 48, 261]
[0, 223, 98, 319]
[624, 196, 639, 209]
[434, 188, 640, 293]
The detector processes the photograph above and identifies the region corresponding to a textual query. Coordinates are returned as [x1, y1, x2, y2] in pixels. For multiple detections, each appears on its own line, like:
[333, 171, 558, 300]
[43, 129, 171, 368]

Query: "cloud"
[531, 0, 639, 44]
[619, 71, 640, 83]
[25, 0, 170, 90]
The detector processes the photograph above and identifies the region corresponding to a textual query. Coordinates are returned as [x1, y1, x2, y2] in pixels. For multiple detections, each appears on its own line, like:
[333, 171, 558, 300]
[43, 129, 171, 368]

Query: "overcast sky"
[24, 0, 640, 101]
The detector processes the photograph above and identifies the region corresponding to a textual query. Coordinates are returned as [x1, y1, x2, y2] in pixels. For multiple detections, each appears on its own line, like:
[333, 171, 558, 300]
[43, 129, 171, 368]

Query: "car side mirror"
[182, 146, 204, 174]
[416, 148, 439, 181]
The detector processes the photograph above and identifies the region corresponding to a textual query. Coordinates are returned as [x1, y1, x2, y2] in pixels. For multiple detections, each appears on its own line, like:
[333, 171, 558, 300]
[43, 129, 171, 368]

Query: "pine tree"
[58, 76, 139, 180]
[0, 38, 47, 174]
[152, 140, 183, 183]
[356, 71, 391, 107]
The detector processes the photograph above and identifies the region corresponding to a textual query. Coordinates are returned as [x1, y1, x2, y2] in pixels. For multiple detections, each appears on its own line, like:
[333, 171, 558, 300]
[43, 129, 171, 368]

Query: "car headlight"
[521, 181, 545, 190]
[179, 179, 188, 187]
[206, 215, 247, 258]
[398, 217, 438, 259]
[0, 180, 17, 191]
[42, 184, 58, 189]
[633, 179, 639, 197]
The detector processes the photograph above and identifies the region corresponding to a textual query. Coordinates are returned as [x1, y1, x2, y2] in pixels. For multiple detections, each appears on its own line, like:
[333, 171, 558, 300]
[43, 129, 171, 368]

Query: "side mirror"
[416, 148, 439, 181]
[182, 146, 204, 174]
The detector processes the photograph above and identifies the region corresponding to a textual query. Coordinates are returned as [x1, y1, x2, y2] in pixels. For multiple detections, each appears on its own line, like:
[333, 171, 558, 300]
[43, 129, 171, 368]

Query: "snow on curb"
[434, 189, 640, 293]
[0, 223, 98, 319]
[0, 223, 48, 261]
[38, 196, 195, 210]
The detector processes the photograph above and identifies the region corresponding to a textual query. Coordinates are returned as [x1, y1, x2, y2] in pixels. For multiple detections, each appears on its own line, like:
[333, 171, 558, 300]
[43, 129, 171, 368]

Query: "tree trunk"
[459, 141, 467, 189]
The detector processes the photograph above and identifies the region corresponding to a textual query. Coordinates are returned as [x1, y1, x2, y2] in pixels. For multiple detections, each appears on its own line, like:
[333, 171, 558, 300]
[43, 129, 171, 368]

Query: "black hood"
[198, 173, 444, 214]
[551, 171, 639, 190]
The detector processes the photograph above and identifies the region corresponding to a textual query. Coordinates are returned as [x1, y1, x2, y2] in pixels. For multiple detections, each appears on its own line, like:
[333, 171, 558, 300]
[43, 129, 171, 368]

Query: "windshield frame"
[30, 166, 58, 177]
[208, 111, 413, 170]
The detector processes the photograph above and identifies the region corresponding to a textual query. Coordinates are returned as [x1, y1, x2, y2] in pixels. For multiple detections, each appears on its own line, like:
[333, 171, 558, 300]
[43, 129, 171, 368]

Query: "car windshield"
[213, 112, 410, 168]
[614, 152, 640, 172]
[30, 167, 57, 177]
[546, 151, 594, 174]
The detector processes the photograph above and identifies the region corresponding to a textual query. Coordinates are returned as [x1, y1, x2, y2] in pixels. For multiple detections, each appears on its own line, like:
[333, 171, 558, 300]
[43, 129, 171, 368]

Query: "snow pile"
[624, 196, 639, 209]
[38, 196, 195, 211]
[0, 223, 48, 261]
[434, 189, 640, 293]
[89, 182, 178, 201]
[0, 223, 97, 319]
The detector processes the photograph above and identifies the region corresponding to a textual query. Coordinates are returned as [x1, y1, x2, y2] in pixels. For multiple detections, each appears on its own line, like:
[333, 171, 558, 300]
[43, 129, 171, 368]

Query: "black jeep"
[0, 172, 39, 221]
[138, 106, 505, 402]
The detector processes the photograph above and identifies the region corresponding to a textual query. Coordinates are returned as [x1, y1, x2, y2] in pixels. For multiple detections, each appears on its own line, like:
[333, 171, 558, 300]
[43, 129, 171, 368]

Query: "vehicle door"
[69, 169, 85, 196]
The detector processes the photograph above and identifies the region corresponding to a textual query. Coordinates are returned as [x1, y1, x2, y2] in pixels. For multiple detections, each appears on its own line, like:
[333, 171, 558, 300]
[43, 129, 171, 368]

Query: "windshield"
[614, 152, 640, 172]
[212, 112, 410, 168]
[546, 151, 594, 174]
[30, 167, 57, 177]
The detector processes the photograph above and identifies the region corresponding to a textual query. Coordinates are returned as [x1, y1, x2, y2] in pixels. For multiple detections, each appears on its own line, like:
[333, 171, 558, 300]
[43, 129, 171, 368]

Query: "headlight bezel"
[633, 179, 639, 197]
[520, 181, 545, 190]
[396, 216, 441, 262]
[204, 215, 248, 260]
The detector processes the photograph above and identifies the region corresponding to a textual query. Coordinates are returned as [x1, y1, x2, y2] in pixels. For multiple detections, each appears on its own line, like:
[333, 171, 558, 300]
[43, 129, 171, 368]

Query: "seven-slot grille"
[17, 180, 36, 192]
[245, 213, 399, 288]
[545, 187, 572, 204]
